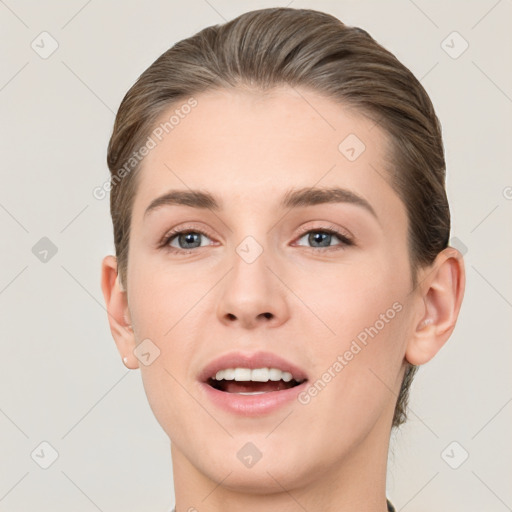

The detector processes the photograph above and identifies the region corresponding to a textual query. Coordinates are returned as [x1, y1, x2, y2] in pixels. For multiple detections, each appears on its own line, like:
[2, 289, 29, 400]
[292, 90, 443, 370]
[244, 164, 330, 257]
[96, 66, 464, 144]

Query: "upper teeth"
[213, 367, 297, 382]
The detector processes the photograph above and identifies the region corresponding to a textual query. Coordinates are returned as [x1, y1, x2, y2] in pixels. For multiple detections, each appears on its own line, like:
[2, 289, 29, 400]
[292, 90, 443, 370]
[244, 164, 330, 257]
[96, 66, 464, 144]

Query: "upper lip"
[198, 351, 308, 383]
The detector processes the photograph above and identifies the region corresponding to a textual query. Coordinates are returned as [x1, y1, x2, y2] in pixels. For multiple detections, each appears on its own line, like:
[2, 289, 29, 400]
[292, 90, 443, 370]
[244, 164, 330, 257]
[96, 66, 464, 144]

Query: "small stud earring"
[123, 356, 129, 367]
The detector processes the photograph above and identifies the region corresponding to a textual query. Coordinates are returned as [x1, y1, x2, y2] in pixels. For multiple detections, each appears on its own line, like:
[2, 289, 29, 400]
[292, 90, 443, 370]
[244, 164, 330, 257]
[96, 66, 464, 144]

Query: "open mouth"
[206, 368, 307, 395]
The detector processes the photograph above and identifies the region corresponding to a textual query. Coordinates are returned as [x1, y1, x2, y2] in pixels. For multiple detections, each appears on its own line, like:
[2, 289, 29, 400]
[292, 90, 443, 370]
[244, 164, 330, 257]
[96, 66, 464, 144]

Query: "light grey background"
[1, 0, 511, 510]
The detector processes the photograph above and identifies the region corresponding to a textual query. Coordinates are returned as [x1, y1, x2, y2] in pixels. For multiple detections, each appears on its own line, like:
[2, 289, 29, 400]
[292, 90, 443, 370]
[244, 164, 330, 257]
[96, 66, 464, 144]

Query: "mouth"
[206, 367, 307, 394]
[197, 351, 309, 414]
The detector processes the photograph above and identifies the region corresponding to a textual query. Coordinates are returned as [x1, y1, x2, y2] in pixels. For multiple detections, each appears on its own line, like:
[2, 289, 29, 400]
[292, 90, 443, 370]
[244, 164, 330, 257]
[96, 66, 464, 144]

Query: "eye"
[159, 225, 354, 254]
[160, 228, 215, 253]
[294, 226, 354, 251]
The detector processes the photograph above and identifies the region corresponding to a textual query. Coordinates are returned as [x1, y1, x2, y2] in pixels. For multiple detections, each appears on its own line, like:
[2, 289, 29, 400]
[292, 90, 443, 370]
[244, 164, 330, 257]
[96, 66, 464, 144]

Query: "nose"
[216, 244, 290, 330]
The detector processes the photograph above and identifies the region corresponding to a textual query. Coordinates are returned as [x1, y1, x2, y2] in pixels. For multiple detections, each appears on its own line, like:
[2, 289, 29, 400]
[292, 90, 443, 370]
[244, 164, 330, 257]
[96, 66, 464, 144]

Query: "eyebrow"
[143, 186, 378, 220]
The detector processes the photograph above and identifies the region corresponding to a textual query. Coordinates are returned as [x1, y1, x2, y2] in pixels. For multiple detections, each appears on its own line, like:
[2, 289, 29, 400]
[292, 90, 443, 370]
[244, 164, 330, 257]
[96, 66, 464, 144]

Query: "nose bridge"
[216, 229, 289, 328]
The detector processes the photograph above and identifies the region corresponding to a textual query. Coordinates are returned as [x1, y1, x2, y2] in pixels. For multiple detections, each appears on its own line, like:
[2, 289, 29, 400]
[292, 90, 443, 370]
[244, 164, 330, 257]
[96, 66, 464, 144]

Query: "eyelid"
[158, 223, 217, 249]
[291, 231, 354, 256]
[158, 222, 355, 252]
[295, 222, 352, 238]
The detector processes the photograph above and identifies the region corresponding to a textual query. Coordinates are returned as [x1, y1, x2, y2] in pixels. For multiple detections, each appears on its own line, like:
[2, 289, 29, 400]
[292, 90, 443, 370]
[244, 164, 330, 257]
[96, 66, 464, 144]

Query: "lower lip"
[199, 381, 308, 416]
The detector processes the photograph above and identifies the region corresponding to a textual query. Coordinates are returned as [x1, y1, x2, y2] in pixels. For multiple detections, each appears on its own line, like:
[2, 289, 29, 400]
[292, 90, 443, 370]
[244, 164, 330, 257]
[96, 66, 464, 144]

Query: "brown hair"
[106, 7, 449, 429]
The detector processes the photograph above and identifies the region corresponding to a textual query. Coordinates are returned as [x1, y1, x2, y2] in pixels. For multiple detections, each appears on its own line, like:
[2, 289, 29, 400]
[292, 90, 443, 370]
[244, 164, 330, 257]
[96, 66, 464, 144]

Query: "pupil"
[310, 232, 330, 247]
[180, 233, 200, 248]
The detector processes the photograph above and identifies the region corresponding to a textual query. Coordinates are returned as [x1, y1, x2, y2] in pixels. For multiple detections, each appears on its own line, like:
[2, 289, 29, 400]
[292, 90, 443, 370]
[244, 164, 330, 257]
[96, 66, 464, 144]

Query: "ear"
[100, 255, 139, 369]
[405, 247, 466, 366]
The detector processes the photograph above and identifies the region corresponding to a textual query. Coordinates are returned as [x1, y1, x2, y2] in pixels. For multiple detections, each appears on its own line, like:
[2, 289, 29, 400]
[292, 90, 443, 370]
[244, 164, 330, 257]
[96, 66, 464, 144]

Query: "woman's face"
[119, 86, 421, 491]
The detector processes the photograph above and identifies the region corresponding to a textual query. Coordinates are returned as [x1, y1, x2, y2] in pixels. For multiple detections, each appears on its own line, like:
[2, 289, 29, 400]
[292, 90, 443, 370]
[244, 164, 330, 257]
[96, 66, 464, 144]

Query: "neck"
[171, 411, 393, 512]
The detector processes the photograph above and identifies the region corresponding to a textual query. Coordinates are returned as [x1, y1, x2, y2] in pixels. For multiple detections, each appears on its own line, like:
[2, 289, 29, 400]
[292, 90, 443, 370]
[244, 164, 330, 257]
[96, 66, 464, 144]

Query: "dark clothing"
[171, 500, 396, 511]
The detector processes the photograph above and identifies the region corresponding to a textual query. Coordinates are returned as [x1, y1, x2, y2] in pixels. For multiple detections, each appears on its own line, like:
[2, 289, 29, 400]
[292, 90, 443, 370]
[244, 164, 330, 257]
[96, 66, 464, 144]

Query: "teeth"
[251, 368, 269, 382]
[281, 371, 293, 382]
[212, 367, 299, 383]
[234, 368, 251, 381]
[269, 368, 283, 381]
[223, 369, 235, 380]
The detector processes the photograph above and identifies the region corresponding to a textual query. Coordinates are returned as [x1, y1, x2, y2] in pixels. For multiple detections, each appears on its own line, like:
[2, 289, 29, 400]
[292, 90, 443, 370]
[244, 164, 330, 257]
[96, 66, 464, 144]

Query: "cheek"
[126, 257, 213, 403]
[137, 359, 203, 449]
[127, 254, 212, 338]
[128, 270, 204, 436]
[297, 256, 409, 401]
[295, 254, 407, 343]
[298, 306, 408, 444]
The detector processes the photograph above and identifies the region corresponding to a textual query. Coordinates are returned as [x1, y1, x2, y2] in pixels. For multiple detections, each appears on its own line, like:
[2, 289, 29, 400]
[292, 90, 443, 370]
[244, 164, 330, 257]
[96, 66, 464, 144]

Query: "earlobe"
[405, 247, 466, 366]
[100, 255, 139, 370]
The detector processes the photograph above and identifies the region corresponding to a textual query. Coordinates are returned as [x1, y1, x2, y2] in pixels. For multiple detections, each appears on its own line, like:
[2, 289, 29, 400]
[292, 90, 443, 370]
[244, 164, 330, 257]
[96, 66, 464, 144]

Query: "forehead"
[131, 86, 405, 227]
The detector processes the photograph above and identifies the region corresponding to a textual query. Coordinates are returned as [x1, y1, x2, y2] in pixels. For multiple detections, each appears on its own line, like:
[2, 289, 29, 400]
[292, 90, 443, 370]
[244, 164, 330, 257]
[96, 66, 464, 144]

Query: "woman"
[100, 7, 465, 511]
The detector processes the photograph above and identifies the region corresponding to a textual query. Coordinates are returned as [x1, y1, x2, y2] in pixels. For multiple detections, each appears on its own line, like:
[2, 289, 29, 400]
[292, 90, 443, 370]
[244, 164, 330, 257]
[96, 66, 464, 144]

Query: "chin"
[201, 456, 309, 495]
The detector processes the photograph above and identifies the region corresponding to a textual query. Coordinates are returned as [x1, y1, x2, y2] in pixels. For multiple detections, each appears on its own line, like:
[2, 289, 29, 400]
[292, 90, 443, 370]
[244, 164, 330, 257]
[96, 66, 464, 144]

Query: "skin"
[101, 85, 465, 512]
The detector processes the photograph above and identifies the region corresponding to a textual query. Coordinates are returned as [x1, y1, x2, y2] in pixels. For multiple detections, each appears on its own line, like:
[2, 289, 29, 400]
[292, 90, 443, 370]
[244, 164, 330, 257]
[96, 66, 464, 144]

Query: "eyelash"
[159, 224, 354, 254]
[294, 225, 354, 251]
